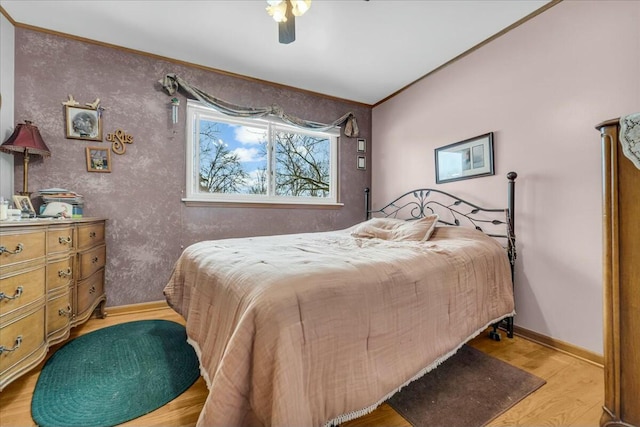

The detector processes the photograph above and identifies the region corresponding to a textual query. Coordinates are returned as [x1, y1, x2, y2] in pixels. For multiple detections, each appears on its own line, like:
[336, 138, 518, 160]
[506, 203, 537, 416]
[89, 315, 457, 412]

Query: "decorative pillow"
[359, 217, 407, 230]
[351, 214, 439, 242]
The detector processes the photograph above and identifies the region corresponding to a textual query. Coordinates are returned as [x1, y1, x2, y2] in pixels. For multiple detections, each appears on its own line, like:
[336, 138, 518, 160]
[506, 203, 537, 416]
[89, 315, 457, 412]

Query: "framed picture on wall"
[357, 156, 366, 170]
[86, 147, 111, 172]
[435, 132, 494, 184]
[65, 105, 102, 141]
[357, 138, 366, 153]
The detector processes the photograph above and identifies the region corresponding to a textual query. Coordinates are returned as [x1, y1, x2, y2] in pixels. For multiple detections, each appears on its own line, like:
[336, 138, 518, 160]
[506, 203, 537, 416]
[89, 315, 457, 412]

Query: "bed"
[164, 172, 518, 427]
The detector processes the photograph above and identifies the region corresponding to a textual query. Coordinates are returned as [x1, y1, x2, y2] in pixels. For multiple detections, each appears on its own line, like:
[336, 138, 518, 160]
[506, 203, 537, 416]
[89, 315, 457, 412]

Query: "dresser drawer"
[76, 223, 105, 251]
[47, 226, 74, 256]
[78, 245, 106, 280]
[0, 266, 45, 319]
[47, 288, 72, 339]
[47, 256, 74, 293]
[76, 269, 104, 319]
[0, 307, 46, 377]
[0, 230, 46, 270]
[0, 218, 107, 391]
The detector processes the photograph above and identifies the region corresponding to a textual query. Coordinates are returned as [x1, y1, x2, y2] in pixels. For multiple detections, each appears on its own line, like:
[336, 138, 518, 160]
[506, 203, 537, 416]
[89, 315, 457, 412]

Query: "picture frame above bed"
[435, 132, 494, 184]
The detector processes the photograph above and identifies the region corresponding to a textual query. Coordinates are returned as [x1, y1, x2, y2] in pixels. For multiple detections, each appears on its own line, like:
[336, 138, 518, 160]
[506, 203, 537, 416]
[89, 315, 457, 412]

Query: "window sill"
[182, 198, 344, 209]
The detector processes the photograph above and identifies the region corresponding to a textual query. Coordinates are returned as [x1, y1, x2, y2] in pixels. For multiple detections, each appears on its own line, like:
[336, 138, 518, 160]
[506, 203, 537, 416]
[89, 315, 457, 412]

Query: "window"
[185, 101, 339, 205]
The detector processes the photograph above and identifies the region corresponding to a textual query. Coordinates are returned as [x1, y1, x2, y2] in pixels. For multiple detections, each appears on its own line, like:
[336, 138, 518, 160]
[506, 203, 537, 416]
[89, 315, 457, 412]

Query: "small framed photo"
[435, 132, 494, 184]
[86, 147, 111, 172]
[357, 156, 366, 170]
[13, 195, 35, 214]
[65, 105, 102, 141]
[357, 138, 366, 153]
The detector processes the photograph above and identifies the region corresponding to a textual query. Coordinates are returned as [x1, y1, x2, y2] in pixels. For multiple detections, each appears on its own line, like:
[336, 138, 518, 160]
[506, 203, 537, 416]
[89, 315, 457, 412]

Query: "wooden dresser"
[0, 218, 106, 391]
[597, 119, 640, 427]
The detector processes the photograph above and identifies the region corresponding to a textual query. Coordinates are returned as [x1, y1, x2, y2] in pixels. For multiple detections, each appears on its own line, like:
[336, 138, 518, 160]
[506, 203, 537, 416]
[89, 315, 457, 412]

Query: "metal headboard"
[365, 172, 516, 261]
[364, 171, 518, 339]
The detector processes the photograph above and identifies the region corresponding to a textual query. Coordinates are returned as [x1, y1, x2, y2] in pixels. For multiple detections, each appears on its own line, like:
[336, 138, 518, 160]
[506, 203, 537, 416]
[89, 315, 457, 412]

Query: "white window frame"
[184, 100, 341, 206]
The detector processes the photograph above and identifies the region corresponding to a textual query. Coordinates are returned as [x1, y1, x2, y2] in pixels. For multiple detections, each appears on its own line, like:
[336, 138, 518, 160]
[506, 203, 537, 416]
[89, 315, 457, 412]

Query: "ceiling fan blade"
[278, 9, 295, 43]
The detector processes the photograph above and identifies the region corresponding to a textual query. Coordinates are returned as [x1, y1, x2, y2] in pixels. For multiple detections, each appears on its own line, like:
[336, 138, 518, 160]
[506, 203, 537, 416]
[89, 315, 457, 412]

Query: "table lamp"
[0, 120, 51, 196]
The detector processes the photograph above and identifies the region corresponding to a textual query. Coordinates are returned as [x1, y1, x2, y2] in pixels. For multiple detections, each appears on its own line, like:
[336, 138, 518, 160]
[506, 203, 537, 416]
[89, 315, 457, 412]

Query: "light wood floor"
[0, 307, 604, 427]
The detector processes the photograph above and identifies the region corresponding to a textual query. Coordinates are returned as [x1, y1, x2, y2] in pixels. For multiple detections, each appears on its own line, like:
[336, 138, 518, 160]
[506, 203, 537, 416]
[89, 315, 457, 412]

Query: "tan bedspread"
[164, 225, 515, 427]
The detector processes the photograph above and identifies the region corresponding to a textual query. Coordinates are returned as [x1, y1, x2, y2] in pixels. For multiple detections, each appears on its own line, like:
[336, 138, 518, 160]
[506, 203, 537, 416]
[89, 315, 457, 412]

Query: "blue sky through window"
[200, 118, 267, 193]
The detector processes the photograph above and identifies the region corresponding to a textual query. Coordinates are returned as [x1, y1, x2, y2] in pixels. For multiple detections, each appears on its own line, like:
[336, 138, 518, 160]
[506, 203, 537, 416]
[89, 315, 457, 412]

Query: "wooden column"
[597, 119, 640, 427]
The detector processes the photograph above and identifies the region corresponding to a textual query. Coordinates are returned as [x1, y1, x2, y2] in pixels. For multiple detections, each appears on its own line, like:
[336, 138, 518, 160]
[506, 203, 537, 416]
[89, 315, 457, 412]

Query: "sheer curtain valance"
[160, 74, 359, 137]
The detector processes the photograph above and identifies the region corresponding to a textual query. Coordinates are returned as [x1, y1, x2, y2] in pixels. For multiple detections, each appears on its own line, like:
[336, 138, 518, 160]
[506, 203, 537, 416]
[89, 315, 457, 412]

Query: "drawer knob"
[58, 236, 72, 245]
[58, 268, 72, 278]
[0, 335, 22, 355]
[92, 256, 99, 264]
[89, 286, 96, 294]
[0, 286, 23, 301]
[89, 231, 96, 238]
[58, 305, 72, 317]
[0, 243, 24, 255]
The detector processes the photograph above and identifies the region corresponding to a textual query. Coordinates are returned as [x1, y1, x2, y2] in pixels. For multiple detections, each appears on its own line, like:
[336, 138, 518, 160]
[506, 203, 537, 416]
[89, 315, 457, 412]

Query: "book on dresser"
[0, 218, 107, 391]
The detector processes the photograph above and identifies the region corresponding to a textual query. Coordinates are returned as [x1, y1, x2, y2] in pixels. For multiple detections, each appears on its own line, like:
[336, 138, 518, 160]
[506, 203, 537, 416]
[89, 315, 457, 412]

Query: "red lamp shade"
[0, 120, 51, 157]
[1, 120, 51, 196]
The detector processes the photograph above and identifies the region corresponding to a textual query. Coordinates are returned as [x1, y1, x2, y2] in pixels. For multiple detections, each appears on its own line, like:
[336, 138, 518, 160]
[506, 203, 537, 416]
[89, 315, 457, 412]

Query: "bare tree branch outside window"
[275, 132, 330, 197]
[198, 121, 249, 193]
[195, 115, 333, 199]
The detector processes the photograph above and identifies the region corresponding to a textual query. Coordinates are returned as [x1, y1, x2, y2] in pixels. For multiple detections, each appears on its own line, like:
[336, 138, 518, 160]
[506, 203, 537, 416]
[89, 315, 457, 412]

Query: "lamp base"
[21, 152, 31, 197]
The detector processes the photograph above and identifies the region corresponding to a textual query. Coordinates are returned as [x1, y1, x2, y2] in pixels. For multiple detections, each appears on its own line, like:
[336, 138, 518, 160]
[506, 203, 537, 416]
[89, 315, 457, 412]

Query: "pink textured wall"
[372, 1, 640, 354]
[13, 29, 371, 307]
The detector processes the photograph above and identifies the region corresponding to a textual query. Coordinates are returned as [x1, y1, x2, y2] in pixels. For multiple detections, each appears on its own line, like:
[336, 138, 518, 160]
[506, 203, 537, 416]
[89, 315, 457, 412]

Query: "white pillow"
[351, 214, 439, 242]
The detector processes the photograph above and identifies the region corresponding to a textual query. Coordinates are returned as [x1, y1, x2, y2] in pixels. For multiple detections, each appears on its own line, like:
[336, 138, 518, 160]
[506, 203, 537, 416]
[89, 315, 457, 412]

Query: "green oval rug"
[31, 319, 200, 427]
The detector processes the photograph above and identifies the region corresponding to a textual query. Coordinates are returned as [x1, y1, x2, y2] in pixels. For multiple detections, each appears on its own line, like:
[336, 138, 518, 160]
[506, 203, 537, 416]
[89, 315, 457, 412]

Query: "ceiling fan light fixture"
[266, 0, 288, 23]
[291, 0, 311, 17]
[266, 0, 311, 44]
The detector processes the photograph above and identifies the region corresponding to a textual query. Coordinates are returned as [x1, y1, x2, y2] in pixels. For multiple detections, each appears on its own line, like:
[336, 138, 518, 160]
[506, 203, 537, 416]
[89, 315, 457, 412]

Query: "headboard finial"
[365, 187, 371, 220]
[507, 171, 518, 181]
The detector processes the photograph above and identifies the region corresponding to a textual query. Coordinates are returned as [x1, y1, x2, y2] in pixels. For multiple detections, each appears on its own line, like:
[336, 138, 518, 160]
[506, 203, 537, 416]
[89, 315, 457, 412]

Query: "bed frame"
[364, 171, 517, 341]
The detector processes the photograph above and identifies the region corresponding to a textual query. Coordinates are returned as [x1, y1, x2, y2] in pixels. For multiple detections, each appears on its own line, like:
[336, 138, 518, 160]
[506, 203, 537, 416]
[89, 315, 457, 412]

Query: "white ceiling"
[1, 0, 551, 105]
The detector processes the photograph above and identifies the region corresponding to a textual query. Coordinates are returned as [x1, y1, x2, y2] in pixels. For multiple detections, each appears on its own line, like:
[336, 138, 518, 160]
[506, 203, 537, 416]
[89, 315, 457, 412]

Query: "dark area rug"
[31, 319, 200, 427]
[387, 344, 545, 427]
